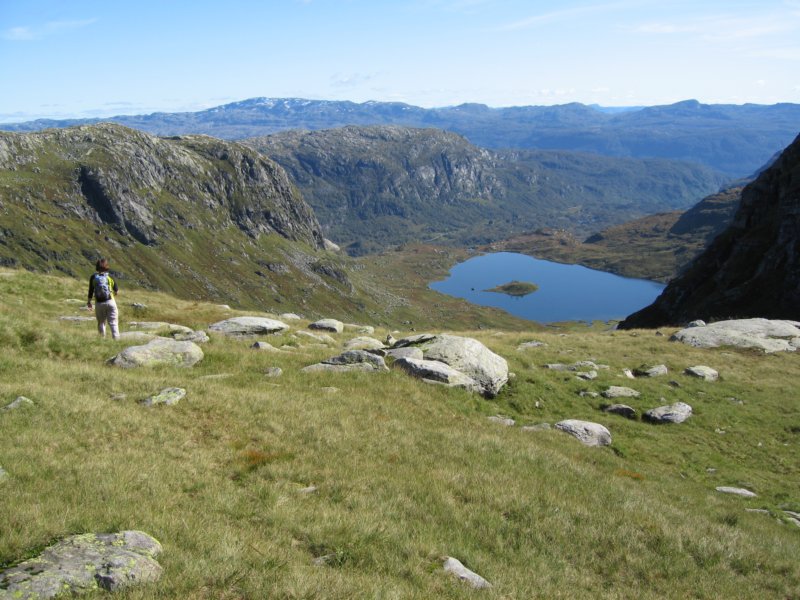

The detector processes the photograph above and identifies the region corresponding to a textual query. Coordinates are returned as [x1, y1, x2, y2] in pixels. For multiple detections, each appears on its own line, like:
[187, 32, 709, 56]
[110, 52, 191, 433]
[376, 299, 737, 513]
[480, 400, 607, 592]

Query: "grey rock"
[544, 363, 570, 371]
[344, 336, 385, 351]
[141, 387, 186, 407]
[601, 386, 640, 399]
[0, 530, 162, 597]
[108, 338, 204, 368]
[280, 313, 302, 320]
[634, 364, 668, 377]
[298, 485, 318, 494]
[716, 486, 757, 498]
[517, 341, 546, 350]
[442, 556, 492, 589]
[172, 330, 210, 343]
[303, 350, 388, 373]
[745, 508, 769, 514]
[521, 423, 551, 432]
[487, 415, 515, 426]
[602, 404, 637, 420]
[576, 370, 598, 381]
[644, 401, 693, 424]
[555, 419, 612, 446]
[393, 334, 508, 397]
[579, 391, 600, 398]
[671, 318, 800, 353]
[684, 365, 719, 381]
[3, 396, 34, 411]
[297, 330, 337, 344]
[264, 367, 283, 378]
[309, 318, 344, 333]
[385, 347, 424, 361]
[209, 316, 289, 336]
[344, 323, 375, 335]
[251, 341, 279, 351]
[129, 321, 193, 335]
[393, 357, 478, 392]
[118, 331, 161, 342]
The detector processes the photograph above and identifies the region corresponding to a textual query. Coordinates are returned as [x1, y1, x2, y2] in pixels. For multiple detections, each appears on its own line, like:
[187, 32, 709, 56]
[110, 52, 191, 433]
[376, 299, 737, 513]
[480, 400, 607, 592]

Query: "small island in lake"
[484, 280, 540, 297]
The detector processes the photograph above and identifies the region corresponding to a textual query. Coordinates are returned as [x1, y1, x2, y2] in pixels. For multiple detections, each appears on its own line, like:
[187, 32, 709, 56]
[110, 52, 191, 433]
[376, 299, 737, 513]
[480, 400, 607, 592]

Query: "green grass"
[0, 268, 798, 598]
[484, 280, 539, 297]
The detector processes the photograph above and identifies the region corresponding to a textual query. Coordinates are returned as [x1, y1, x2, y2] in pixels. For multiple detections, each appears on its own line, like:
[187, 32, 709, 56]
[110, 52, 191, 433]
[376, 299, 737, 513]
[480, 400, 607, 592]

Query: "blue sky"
[2, 0, 799, 121]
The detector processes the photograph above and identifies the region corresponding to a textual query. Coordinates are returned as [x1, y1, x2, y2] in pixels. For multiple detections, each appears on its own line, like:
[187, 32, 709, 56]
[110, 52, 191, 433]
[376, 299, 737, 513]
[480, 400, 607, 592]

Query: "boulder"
[264, 367, 283, 378]
[643, 401, 692, 424]
[141, 387, 186, 407]
[393, 358, 479, 392]
[634, 364, 668, 377]
[173, 330, 210, 344]
[716, 486, 757, 498]
[385, 347, 424, 361]
[129, 321, 193, 335]
[208, 317, 289, 336]
[555, 419, 612, 446]
[671, 319, 800, 353]
[442, 557, 492, 589]
[280, 313, 302, 320]
[0, 531, 162, 597]
[118, 331, 161, 342]
[602, 404, 637, 420]
[684, 365, 719, 381]
[108, 338, 204, 368]
[309, 319, 344, 333]
[296, 330, 337, 344]
[576, 370, 598, 381]
[251, 341, 279, 351]
[344, 336, 385, 351]
[393, 334, 508, 397]
[302, 350, 388, 373]
[3, 396, 34, 411]
[601, 386, 640, 399]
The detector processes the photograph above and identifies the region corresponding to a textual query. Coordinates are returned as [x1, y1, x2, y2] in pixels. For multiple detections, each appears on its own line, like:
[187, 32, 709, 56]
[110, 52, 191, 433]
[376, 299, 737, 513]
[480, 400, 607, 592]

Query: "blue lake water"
[429, 252, 665, 323]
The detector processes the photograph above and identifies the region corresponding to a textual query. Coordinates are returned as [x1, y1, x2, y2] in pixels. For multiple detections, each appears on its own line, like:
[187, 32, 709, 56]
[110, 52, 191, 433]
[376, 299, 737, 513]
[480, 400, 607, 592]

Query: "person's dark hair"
[96, 258, 110, 272]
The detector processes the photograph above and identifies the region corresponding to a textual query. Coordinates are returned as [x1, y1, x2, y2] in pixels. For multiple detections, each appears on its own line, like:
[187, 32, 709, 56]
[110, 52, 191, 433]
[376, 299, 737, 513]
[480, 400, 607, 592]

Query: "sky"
[2, 0, 799, 122]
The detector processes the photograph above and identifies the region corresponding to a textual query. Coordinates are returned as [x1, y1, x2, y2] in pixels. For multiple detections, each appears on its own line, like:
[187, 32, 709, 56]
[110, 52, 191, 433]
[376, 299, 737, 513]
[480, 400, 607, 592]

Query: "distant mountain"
[489, 185, 743, 282]
[0, 124, 374, 314]
[246, 126, 726, 255]
[2, 97, 799, 176]
[619, 133, 800, 328]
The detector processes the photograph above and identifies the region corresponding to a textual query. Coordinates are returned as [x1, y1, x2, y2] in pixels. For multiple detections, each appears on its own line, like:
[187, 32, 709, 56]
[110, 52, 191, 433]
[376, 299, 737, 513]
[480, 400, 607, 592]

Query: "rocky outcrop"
[302, 350, 388, 373]
[671, 318, 800, 353]
[555, 420, 612, 446]
[0, 531, 162, 597]
[620, 134, 800, 328]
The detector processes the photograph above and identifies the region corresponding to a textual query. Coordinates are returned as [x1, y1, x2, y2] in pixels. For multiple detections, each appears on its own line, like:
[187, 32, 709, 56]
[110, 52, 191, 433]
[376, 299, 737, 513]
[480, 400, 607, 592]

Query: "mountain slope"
[620, 134, 800, 328]
[247, 126, 726, 254]
[3, 98, 799, 176]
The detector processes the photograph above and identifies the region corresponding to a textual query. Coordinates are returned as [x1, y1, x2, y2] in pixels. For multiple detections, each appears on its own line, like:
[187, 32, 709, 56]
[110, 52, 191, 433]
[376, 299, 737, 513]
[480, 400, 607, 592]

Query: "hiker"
[87, 258, 120, 339]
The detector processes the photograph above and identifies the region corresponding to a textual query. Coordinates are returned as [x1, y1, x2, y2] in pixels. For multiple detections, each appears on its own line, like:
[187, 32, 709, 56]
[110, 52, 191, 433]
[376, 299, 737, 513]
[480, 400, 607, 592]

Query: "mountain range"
[247, 126, 726, 254]
[3, 98, 800, 177]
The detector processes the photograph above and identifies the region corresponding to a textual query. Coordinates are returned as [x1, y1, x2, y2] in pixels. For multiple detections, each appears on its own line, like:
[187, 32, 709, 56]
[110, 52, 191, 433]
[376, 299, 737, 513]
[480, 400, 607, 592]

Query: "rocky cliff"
[619, 133, 800, 328]
[0, 124, 371, 313]
[248, 126, 725, 255]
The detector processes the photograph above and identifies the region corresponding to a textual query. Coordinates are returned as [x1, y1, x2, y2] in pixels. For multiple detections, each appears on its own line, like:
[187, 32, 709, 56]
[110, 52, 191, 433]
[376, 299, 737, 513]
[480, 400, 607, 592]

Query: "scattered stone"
[344, 336, 385, 351]
[309, 319, 344, 333]
[555, 419, 612, 446]
[297, 330, 337, 344]
[302, 350, 388, 373]
[517, 341, 546, 350]
[280, 313, 302, 320]
[544, 363, 570, 371]
[385, 346, 423, 361]
[671, 318, 800, 353]
[521, 423, 551, 432]
[487, 415, 515, 426]
[393, 334, 508, 397]
[129, 321, 193, 335]
[784, 511, 800, 527]
[209, 316, 289, 336]
[173, 330, 210, 344]
[576, 370, 598, 381]
[644, 401, 692, 424]
[108, 338, 204, 368]
[141, 387, 186, 407]
[264, 367, 283, 378]
[716, 486, 757, 498]
[251, 341, 279, 351]
[579, 391, 599, 398]
[601, 386, 640, 399]
[633, 364, 668, 378]
[684, 365, 719, 381]
[59, 316, 95, 322]
[0, 531, 163, 597]
[393, 358, 478, 392]
[602, 404, 637, 420]
[3, 396, 34, 411]
[298, 485, 318, 494]
[442, 556, 492, 589]
[745, 508, 770, 514]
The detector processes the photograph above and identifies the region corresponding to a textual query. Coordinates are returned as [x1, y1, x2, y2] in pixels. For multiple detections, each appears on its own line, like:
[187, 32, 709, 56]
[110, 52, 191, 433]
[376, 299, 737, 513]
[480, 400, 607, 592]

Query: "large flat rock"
[208, 316, 289, 336]
[671, 318, 800, 353]
[108, 338, 204, 368]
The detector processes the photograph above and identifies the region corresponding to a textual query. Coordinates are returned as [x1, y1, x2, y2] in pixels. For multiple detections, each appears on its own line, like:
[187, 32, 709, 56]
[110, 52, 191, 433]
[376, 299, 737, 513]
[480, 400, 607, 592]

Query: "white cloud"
[2, 18, 97, 41]
[498, 1, 639, 31]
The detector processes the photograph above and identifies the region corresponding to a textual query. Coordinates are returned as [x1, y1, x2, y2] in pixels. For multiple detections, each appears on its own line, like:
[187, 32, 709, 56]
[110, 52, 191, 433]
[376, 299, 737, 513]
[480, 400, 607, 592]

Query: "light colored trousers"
[95, 299, 120, 339]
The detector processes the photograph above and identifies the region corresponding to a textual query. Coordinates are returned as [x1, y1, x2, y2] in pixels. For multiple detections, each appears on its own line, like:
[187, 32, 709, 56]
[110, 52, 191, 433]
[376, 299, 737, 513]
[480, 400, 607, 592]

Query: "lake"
[429, 252, 665, 323]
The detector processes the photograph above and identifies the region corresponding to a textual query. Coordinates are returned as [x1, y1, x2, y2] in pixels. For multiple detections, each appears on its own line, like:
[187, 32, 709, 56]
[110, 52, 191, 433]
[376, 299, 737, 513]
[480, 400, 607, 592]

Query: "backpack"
[94, 273, 112, 302]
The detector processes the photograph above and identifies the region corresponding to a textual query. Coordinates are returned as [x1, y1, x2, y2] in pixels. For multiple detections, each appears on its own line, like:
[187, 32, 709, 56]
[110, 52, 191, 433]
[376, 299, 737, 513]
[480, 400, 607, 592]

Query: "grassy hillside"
[1, 268, 798, 598]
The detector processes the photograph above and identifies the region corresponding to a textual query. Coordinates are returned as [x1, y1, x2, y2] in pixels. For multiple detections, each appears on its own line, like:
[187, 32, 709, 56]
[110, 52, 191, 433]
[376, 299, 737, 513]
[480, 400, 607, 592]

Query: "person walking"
[87, 258, 120, 339]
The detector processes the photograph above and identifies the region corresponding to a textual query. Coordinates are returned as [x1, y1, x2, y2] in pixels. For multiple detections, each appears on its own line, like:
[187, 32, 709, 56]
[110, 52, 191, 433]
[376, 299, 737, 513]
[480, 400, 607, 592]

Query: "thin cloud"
[632, 12, 799, 42]
[498, 1, 639, 31]
[2, 18, 98, 41]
